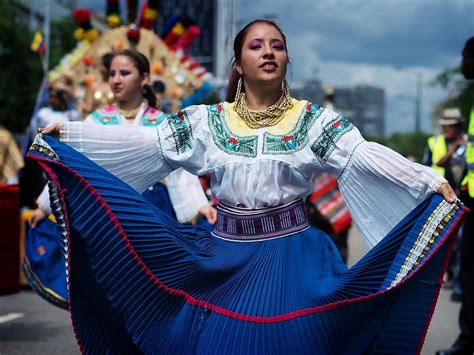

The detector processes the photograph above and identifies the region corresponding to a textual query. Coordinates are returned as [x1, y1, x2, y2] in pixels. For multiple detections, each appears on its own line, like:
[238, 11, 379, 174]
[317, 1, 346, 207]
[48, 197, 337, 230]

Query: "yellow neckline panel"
[223, 99, 307, 136]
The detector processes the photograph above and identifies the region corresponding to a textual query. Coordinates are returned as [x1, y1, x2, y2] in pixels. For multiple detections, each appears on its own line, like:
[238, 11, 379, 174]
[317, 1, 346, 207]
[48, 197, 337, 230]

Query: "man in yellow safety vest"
[423, 108, 466, 192]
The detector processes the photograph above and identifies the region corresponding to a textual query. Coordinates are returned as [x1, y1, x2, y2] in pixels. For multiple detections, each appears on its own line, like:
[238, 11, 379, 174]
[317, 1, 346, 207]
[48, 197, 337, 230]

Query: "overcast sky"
[76, 0, 473, 134]
[240, 0, 474, 134]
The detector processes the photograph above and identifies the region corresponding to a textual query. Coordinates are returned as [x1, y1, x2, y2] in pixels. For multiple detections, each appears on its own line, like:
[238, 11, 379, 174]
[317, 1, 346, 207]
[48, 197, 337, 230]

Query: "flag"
[30, 31, 45, 58]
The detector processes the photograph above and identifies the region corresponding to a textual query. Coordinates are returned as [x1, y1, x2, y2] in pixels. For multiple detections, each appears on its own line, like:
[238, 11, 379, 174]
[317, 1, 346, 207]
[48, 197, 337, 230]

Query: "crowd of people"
[1, 18, 472, 354]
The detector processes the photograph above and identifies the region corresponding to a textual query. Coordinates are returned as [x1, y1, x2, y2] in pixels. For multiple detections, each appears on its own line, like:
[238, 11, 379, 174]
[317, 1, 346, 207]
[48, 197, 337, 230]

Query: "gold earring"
[282, 79, 292, 106]
[234, 76, 244, 102]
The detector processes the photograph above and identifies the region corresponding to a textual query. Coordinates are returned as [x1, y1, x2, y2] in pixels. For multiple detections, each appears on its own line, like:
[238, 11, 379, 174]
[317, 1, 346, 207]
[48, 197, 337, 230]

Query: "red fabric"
[310, 174, 352, 235]
[172, 26, 201, 51]
[73, 8, 91, 24]
[163, 31, 180, 47]
[0, 184, 20, 295]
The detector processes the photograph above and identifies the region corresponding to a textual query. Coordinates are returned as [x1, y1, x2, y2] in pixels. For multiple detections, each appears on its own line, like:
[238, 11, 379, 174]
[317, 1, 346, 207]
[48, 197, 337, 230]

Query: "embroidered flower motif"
[147, 117, 157, 124]
[306, 103, 313, 112]
[282, 135, 297, 149]
[177, 111, 185, 120]
[103, 116, 111, 123]
[216, 104, 223, 113]
[225, 137, 239, 151]
[332, 120, 342, 129]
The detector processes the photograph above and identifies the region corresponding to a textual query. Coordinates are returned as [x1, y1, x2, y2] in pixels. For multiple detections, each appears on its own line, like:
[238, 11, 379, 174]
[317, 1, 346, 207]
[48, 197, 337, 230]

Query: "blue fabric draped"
[23, 218, 68, 309]
[27, 135, 467, 354]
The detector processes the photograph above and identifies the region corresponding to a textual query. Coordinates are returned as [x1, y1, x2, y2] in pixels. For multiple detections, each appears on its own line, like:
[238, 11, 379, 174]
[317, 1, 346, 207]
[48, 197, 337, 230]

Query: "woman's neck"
[116, 95, 144, 111]
[243, 81, 282, 110]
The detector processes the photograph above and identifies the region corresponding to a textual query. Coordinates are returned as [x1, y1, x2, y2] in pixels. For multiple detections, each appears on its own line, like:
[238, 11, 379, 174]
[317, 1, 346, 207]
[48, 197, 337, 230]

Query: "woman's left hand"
[437, 182, 457, 203]
[199, 205, 218, 224]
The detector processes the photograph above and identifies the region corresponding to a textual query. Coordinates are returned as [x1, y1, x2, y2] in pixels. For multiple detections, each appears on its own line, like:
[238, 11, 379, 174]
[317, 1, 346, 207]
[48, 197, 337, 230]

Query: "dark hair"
[461, 37, 474, 80]
[225, 19, 288, 102]
[48, 85, 68, 110]
[100, 53, 113, 80]
[111, 49, 158, 108]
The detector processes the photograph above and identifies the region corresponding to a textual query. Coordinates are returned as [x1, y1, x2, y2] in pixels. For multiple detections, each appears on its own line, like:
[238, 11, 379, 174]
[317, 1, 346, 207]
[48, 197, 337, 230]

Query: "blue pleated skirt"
[28, 135, 467, 354]
[23, 181, 178, 310]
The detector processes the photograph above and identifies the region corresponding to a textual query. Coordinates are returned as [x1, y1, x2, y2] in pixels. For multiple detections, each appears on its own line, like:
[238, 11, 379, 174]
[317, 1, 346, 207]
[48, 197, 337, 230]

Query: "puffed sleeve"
[310, 109, 447, 248]
[164, 168, 210, 223]
[60, 105, 209, 194]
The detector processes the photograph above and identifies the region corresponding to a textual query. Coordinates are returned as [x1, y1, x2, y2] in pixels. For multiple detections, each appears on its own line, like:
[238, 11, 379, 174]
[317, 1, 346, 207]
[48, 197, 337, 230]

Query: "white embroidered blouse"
[60, 99, 446, 248]
[39, 103, 210, 224]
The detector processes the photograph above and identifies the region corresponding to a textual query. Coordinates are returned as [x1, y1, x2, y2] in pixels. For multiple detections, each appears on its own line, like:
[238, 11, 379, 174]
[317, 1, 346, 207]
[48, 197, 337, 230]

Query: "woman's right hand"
[38, 123, 62, 138]
[28, 208, 48, 228]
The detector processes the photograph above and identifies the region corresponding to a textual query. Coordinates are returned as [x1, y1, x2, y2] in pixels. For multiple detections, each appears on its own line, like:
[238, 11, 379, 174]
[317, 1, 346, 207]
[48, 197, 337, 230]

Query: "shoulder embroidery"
[141, 108, 167, 127]
[263, 103, 323, 154]
[208, 103, 258, 158]
[91, 106, 120, 125]
[311, 115, 354, 161]
[167, 110, 193, 154]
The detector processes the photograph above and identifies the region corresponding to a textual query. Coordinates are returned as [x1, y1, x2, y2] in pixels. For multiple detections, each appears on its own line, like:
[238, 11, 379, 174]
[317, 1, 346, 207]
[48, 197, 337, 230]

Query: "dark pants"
[455, 191, 474, 351]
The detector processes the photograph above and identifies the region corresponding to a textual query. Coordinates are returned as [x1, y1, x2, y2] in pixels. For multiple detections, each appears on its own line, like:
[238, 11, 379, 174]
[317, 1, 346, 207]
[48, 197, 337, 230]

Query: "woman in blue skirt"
[24, 51, 216, 309]
[34, 20, 466, 354]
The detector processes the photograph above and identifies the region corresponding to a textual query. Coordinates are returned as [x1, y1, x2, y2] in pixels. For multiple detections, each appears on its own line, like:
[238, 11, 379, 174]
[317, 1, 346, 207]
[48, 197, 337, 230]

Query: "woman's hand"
[199, 205, 218, 224]
[437, 182, 457, 203]
[38, 123, 62, 138]
[28, 208, 48, 228]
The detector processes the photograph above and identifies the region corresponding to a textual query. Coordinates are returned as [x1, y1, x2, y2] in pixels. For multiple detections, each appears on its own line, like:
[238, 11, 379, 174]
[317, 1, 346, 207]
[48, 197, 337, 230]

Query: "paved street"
[0, 227, 461, 354]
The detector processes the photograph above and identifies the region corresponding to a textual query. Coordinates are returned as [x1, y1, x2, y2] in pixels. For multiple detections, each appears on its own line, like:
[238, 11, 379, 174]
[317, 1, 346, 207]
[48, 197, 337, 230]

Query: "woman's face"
[109, 55, 148, 102]
[236, 23, 288, 87]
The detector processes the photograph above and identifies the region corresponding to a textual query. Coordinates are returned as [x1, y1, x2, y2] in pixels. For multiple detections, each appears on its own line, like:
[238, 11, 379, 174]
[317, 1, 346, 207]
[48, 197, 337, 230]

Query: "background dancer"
[25, 50, 216, 309]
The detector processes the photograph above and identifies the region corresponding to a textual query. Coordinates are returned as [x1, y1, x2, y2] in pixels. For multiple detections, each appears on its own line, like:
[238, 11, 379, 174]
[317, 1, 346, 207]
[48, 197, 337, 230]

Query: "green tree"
[0, 0, 43, 132]
[0, 1, 76, 133]
[49, 17, 76, 69]
[431, 67, 474, 128]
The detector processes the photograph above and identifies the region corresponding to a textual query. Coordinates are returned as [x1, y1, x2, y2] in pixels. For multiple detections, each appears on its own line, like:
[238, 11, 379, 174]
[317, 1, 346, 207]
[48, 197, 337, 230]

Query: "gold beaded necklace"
[117, 101, 144, 120]
[234, 78, 293, 129]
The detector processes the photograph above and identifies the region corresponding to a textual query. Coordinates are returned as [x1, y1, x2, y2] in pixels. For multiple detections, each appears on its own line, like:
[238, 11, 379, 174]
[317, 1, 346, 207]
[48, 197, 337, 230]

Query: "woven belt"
[213, 199, 309, 242]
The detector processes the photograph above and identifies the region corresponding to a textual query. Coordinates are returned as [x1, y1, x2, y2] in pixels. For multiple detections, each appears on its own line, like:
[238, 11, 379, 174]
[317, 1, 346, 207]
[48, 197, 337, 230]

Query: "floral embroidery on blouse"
[141, 109, 167, 127]
[90, 105, 121, 125]
[262, 103, 323, 154]
[208, 103, 258, 158]
[311, 115, 354, 161]
[167, 110, 194, 154]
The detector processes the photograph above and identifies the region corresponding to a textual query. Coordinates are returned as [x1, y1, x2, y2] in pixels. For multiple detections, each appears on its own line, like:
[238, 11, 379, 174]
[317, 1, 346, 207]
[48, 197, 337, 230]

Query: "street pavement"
[0, 227, 462, 354]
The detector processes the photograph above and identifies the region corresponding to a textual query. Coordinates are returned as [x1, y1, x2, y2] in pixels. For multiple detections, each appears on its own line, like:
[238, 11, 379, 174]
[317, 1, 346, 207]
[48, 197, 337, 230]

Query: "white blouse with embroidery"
[39, 103, 210, 224]
[84, 103, 210, 223]
[60, 99, 446, 248]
